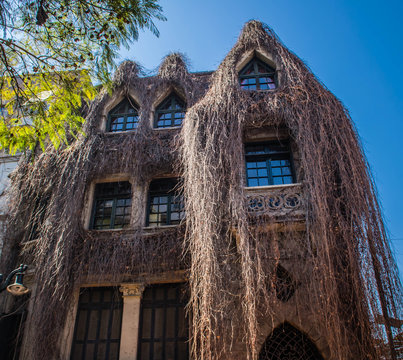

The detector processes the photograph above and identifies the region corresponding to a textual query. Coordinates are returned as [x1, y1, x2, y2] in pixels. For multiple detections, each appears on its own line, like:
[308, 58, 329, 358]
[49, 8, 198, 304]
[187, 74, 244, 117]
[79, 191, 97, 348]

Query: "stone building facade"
[0, 21, 401, 360]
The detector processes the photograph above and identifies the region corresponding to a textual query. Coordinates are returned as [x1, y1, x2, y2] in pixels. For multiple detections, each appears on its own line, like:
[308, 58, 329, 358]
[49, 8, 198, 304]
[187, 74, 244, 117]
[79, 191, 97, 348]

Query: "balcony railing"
[245, 183, 305, 219]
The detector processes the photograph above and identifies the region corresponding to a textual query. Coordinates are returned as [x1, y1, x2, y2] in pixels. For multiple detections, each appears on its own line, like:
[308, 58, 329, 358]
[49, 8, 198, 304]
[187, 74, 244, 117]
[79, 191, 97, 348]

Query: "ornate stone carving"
[246, 184, 304, 217]
[119, 283, 145, 297]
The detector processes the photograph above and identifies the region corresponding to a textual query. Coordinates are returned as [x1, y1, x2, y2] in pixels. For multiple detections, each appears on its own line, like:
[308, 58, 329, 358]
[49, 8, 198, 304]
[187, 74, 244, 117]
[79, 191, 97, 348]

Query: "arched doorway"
[258, 322, 324, 360]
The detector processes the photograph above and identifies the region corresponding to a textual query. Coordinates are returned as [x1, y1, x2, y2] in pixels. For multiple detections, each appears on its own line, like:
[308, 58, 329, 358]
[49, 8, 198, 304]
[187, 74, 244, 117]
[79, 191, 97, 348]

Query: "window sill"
[143, 225, 179, 231]
[87, 227, 131, 232]
[245, 183, 302, 191]
[104, 129, 138, 135]
[152, 126, 182, 131]
[241, 88, 278, 93]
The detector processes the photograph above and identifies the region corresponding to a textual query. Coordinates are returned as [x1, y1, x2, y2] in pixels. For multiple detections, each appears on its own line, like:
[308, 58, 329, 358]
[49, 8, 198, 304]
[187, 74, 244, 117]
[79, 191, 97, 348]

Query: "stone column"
[119, 283, 145, 360]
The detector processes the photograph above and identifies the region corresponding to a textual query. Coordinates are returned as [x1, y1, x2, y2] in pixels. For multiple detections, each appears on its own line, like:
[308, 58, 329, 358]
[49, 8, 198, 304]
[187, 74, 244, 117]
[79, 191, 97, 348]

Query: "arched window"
[259, 323, 324, 360]
[239, 57, 276, 90]
[107, 98, 139, 132]
[154, 93, 186, 128]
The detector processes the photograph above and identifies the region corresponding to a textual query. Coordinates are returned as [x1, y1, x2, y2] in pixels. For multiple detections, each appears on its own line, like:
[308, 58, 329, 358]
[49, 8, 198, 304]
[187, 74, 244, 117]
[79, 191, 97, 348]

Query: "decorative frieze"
[245, 183, 304, 217]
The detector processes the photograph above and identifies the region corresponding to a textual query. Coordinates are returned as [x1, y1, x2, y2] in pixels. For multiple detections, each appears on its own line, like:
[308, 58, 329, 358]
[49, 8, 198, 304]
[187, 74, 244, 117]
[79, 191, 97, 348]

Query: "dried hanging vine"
[180, 21, 402, 360]
[0, 21, 401, 360]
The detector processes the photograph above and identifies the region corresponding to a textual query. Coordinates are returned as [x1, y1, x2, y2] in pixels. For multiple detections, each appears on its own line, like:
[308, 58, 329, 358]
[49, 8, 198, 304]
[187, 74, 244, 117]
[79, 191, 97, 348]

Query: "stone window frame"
[83, 176, 136, 231]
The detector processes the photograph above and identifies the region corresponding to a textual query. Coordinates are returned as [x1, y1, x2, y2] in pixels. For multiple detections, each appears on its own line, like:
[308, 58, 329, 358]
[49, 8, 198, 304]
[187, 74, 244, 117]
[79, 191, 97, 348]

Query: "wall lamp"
[0, 264, 29, 296]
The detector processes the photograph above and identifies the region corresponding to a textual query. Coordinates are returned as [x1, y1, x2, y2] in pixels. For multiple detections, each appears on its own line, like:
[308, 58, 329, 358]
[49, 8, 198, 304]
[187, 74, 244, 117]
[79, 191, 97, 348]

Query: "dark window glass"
[239, 57, 276, 90]
[258, 323, 324, 360]
[155, 93, 186, 128]
[71, 287, 123, 360]
[147, 179, 185, 227]
[245, 142, 294, 187]
[138, 283, 189, 360]
[91, 182, 132, 230]
[108, 98, 139, 132]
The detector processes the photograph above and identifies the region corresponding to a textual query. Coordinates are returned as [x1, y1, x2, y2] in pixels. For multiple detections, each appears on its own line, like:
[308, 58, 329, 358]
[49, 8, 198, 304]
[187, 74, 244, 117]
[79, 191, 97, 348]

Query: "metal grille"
[258, 323, 324, 360]
[70, 287, 123, 360]
[138, 283, 189, 360]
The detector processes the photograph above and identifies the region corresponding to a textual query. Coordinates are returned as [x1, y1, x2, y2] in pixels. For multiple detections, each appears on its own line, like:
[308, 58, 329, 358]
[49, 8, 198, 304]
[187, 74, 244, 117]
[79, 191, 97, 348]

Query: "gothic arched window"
[154, 93, 186, 128]
[107, 98, 139, 132]
[259, 323, 324, 360]
[239, 57, 276, 90]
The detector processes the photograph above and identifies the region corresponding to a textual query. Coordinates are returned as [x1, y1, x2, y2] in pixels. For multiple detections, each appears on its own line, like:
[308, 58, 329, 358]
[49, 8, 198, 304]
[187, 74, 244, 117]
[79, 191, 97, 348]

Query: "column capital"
[119, 283, 145, 297]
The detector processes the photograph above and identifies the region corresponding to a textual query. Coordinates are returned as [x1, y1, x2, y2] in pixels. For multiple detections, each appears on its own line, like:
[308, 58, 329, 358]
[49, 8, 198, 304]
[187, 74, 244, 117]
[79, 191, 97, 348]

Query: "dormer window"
[239, 57, 276, 90]
[154, 93, 185, 128]
[107, 98, 139, 132]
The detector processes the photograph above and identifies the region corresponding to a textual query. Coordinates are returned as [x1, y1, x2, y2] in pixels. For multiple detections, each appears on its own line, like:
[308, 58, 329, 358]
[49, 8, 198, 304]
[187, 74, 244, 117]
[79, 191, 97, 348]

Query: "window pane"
[140, 344, 150, 360]
[154, 308, 164, 338]
[257, 168, 268, 177]
[99, 309, 109, 339]
[154, 342, 163, 358]
[259, 178, 269, 186]
[84, 344, 95, 359]
[247, 169, 258, 177]
[75, 311, 87, 341]
[98, 343, 106, 360]
[142, 309, 152, 338]
[109, 343, 120, 360]
[111, 308, 122, 339]
[71, 344, 83, 360]
[166, 307, 176, 338]
[283, 176, 293, 184]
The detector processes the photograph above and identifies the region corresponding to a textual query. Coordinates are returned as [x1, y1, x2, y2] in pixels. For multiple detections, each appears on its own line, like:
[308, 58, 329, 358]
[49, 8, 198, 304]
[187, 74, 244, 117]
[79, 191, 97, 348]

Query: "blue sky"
[119, 0, 403, 276]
